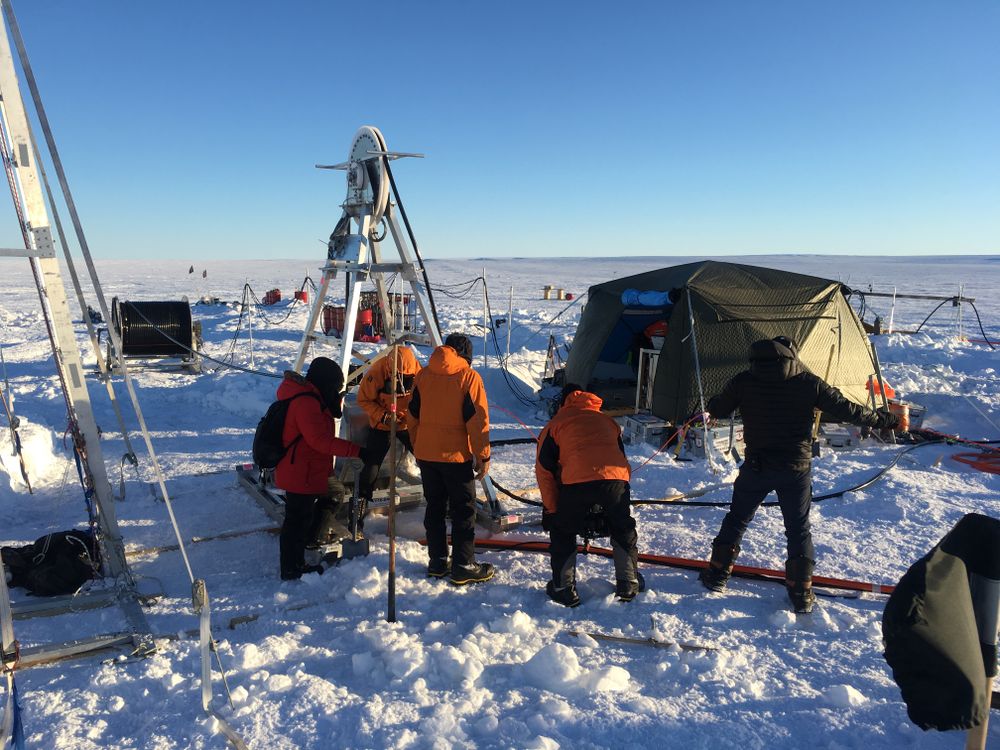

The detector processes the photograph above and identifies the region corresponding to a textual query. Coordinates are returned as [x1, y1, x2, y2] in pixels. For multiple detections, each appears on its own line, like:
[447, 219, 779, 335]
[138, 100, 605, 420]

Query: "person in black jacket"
[699, 336, 901, 613]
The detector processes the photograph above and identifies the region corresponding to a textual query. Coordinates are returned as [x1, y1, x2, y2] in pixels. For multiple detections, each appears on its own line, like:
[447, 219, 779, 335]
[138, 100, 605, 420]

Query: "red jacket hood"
[560, 390, 604, 413]
[427, 346, 470, 376]
[276, 371, 322, 401]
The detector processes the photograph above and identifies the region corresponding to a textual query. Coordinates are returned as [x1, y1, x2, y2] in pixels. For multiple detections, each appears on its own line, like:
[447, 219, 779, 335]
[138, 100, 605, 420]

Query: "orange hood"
[560, 390, 604, 413]
[427, 345, 470, 376]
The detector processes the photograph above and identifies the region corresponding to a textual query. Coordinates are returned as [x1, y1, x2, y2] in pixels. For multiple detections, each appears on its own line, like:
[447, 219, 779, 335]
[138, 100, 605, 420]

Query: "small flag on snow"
[189, 265, 194, 274]
[202, 269, 207, 279]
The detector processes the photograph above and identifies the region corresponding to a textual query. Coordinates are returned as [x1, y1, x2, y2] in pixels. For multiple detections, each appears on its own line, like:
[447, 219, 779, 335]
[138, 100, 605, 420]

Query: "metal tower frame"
[294, 125, 442, 374]
[0, 2, 152, 665]
[293, 127, 519, 533]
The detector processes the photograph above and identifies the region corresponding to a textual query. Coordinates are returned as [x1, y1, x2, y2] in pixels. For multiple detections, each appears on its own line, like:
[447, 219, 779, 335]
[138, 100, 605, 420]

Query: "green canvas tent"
[564, 261, 879, 422]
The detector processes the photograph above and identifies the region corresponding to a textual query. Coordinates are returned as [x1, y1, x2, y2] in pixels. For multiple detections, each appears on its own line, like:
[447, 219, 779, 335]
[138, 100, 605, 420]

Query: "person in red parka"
[274, 357, 365, 580]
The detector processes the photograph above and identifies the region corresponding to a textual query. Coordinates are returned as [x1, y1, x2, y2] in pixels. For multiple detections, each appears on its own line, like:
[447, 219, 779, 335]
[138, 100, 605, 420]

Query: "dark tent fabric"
[564, 261, 878, 422]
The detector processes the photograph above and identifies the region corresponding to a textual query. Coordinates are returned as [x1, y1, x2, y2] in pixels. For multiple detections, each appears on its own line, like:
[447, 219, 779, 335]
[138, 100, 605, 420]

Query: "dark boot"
[450, 561, 495, 586]
[427, 557, 451, 578]
[615, 571, 646, 602]
[785, 556, 816, 614]
[546, 580, 581, 607]
[699, 542, 739, 592]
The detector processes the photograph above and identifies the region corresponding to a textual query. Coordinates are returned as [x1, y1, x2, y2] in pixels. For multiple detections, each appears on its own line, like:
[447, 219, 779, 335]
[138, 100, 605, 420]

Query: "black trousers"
[359, 429, 413, 499]
[549, 479, 638, 588]
[714, 463, 814, 561]
[280, 492, 338, 576]
[420, 460, 477, 568]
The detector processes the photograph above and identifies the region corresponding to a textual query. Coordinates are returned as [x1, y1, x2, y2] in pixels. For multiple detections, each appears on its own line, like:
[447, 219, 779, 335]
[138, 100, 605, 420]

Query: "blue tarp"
[621, 288, 672, 307]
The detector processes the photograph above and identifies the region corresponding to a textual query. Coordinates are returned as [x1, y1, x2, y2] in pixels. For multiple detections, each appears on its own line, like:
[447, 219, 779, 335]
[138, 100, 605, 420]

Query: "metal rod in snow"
[247, 286, 255, 367]
[506, 285, 513, 359]
[686, 288, 717, 474]
[957, 283, 965, 341]
[482, 267, 488, 369]
[887, 287, 896, 335]
[387, 345, 399, 623]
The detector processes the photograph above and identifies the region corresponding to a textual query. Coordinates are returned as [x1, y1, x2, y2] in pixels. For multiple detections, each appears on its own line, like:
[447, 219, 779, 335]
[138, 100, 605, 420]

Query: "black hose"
[490, 477, 543, 507]
[913, 298, 955, 334]
[489, 439, 949, 511]
[967, 300, 996, 350]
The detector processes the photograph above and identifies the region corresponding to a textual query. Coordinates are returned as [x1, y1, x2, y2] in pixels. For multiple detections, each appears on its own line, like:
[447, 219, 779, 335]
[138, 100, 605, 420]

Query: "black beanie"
[306, 357, 345, 415]
[444, 333, 474, 365]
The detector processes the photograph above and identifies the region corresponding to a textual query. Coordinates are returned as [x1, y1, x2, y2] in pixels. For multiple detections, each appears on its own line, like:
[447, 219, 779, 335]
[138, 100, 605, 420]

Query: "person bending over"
[355, 346, 422, 530]
[536, 384, 642, 607]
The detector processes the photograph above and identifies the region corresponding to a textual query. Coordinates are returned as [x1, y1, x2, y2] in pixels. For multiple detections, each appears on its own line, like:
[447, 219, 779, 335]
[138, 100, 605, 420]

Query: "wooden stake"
[387, 344, 399, 623]
[966, 677, 993, 750]
[812, 343, 836, 450]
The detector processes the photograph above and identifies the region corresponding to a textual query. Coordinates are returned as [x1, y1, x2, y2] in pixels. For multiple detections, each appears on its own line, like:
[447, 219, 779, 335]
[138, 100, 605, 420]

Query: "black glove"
[874, 408, 901, 430]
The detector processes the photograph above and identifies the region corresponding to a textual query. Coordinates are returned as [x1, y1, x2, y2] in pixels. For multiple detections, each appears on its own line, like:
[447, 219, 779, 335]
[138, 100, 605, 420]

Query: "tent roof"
[589, 260, 842, 300]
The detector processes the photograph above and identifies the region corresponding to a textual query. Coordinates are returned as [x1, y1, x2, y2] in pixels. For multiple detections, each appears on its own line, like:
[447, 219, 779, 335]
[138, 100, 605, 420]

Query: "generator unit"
[621, 413, 671, 447]
[681, 422, 745, 461]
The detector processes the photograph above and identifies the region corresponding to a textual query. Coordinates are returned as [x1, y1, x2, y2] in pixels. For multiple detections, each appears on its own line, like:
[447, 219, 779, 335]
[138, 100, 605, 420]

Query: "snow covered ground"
[0, 254, 998, 749]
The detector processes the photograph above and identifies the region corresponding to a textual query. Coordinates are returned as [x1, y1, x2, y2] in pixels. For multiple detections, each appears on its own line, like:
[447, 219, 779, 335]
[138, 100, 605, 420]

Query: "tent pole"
[685, 288, 717, 474]
[482, 266, 488, 369]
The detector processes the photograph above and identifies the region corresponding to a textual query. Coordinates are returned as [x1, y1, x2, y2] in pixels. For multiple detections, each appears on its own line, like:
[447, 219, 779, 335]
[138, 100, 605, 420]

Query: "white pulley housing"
[344, 125, 389, 224]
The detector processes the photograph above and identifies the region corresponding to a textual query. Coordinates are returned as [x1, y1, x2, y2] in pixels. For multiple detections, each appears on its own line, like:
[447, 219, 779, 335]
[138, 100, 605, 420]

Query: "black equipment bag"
[252, 392, 319, 470]
[882, 512, 1000, 731]
[1, 530, 99, 596]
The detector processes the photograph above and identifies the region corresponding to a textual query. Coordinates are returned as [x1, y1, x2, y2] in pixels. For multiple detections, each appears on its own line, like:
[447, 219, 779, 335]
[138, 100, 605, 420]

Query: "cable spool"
[111, 298, 194, 357]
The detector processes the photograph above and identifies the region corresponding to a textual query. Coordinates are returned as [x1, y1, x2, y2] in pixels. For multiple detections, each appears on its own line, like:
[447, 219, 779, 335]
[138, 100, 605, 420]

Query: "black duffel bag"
[1, 529, 100, 596]
[882, 512, 1000, 731]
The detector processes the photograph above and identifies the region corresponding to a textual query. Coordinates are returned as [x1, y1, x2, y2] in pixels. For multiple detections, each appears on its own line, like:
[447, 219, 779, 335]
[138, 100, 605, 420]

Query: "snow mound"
[522, 643, 631, 695]
[825, 684, 868, 708]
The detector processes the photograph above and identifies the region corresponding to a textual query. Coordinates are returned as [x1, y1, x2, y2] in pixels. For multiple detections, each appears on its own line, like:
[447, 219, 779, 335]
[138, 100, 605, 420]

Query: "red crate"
[322, 304, 345, 336]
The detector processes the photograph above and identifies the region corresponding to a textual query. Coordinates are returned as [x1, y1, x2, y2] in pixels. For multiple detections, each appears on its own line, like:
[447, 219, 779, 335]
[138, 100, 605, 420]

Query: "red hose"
[951, 451, 1000, 475]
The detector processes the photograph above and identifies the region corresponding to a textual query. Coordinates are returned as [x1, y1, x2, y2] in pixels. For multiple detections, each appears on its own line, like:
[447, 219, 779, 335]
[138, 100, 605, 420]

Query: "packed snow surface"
[0, 254, 997, 749]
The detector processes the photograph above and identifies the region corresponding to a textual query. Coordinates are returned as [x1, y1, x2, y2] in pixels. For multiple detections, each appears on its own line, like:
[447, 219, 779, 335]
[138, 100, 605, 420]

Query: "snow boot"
[281, 563, 325, 581]
[450, 561, 495, 586]
[699, 542, 739, 592]
[546, 580, 581, 608]
[427, 557, 451, 578]
[785, 556, 816, 614]
[615, 571, 646, 602]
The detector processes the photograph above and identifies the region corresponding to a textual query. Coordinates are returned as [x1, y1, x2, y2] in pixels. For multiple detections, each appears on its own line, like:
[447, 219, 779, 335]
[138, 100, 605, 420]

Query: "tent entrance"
[590, 308, 665, 409]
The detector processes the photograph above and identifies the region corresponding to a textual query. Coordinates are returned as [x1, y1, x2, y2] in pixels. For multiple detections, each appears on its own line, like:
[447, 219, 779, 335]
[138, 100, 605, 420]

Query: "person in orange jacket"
[356, 346, 422, 528]
[536, 384, 642, 607]
[406, 333, 495, 585]
[273, 357, 366, 580]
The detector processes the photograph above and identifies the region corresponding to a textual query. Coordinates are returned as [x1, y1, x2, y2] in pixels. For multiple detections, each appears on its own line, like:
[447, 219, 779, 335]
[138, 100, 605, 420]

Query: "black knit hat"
[444, 333, 474, 364]
[306, 357, 345, 415]
[306, 357, 344, 390]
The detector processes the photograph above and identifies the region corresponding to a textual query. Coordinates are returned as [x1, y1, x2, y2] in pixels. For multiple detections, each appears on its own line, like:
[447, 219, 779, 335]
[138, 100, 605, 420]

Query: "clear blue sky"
[2, 1, 998, 259]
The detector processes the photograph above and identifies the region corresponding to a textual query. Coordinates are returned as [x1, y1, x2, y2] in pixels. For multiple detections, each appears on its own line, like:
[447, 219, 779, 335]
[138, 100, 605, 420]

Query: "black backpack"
[1, 530, 99, 596]
[252, 392, 319, 469]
